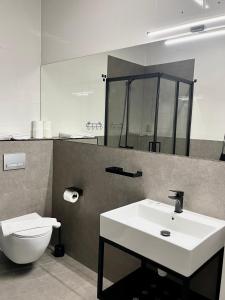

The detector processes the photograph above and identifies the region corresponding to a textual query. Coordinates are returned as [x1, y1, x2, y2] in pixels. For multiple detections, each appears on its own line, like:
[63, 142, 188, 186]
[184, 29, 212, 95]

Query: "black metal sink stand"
[97, 236, 224, 300]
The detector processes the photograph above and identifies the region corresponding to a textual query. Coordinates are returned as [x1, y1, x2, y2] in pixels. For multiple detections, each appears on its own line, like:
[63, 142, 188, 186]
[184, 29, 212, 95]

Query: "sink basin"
[100, 199, 225, 277]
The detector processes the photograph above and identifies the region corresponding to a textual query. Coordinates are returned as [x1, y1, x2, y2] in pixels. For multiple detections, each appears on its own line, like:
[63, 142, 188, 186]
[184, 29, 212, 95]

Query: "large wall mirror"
[41, 31, 225, 161]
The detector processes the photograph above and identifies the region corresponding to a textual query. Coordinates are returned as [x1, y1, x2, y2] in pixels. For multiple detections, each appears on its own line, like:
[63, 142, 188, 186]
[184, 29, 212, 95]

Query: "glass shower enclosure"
[104, 73, 195, 156]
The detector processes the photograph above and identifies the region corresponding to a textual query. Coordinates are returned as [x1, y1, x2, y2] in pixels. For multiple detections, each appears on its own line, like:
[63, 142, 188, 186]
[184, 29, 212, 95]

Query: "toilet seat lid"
[1, 213, 53, 238]
[13, 226, 52, 238]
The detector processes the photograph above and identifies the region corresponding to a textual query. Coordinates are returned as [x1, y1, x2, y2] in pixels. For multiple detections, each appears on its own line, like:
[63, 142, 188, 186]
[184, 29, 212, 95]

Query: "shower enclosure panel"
[104, 73, 194, 156]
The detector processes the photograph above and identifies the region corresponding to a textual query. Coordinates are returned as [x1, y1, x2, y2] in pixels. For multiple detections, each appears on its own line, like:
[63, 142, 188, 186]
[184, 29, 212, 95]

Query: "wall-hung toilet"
[0, 213, 53, 264]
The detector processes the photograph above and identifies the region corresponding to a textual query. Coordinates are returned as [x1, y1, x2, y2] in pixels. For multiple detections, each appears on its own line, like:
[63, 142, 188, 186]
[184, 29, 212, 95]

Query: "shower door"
[128, 77, 158, 151]
[156, 78, 177, 155]
[175, 82, 193, 156]
[105, 76, 158, 151]
[154, 77, 193, 156]
[105, 80, 128, 148]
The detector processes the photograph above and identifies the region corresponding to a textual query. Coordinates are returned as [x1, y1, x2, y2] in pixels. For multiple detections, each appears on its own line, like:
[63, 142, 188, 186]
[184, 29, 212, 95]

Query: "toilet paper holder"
[66, 187, 83, 196]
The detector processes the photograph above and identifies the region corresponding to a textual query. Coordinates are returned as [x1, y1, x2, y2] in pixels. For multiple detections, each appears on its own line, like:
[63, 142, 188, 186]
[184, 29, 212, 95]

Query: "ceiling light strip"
[165, 28, 225, 45]
[148, 15, 225, 37]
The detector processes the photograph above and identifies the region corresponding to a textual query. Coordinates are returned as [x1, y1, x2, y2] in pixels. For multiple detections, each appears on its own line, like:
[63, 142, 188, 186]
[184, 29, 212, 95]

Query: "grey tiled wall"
[0, 141, 53, 221]
[1, 139, 222, 298]
[52, 140, 225, 299]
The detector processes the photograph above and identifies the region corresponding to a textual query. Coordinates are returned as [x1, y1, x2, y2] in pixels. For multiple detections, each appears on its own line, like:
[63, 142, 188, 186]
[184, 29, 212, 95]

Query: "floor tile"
[0, 249, 103, 300]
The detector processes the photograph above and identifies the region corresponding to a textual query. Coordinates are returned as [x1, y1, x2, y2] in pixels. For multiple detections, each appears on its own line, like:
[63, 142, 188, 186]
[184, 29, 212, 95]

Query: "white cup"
[32, 121, 44, 139]
[43, 121, 52, 138]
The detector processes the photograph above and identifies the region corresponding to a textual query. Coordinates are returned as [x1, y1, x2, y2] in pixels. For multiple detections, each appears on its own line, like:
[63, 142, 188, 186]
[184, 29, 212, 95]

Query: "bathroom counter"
[0, 137, 98, 142]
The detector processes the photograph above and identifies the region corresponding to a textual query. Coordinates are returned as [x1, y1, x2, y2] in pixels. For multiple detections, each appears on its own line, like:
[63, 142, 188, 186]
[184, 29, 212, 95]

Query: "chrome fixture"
[147, 15, 225, 45]
[3, 153, 26, 171]
[190, 25, 205, 33]
[168, 190, 184, 213]
[86, 121, 103, 130]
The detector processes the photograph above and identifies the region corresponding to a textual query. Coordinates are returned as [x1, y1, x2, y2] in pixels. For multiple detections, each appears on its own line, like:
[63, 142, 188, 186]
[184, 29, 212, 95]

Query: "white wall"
[0, 0, 223, 136]
[41, 54, 107, 137]
[41, 0, 225, 141]
[106, 38, 225, 142]
[42, 35, 225, 142]
[0, 0, 41, 137]
[41, 0, 225, 64]
[144, 37, 225, 141]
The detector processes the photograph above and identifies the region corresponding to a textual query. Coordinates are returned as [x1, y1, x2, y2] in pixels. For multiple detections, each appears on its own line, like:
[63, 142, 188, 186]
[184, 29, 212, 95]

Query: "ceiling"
[149, 0, 225, 31]
[42, 0, 225, 63]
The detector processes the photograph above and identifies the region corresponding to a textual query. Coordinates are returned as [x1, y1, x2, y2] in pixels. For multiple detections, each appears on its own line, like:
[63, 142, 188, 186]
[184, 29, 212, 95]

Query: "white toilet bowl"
[0, 213, 52, 264]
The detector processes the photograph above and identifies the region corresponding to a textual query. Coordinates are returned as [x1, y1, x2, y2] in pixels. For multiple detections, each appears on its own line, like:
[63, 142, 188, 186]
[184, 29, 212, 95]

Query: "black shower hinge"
[102, 74, 107, 82]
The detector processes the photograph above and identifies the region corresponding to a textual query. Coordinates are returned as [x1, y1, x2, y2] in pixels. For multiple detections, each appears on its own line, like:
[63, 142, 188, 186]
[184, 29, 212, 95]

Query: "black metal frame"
[173, 81, 180, 154]
[186, 81, 195, 156]
[149, 141, 161, 152]
[125, 80, 132, 148]
[104, 72, 195, 156]
[97, 236, 224, 300]
[105, 166, 143, 178]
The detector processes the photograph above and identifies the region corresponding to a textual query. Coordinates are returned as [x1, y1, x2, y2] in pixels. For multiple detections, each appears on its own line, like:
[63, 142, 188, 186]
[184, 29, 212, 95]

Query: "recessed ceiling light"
[193, 0, 210, 8]
[193, 0, 204, 7]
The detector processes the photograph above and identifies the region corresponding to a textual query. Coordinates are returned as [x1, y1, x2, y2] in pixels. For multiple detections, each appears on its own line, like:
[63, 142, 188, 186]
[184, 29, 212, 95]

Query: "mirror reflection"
[41, 32, 225, 161]
[105, 68, 194, 157]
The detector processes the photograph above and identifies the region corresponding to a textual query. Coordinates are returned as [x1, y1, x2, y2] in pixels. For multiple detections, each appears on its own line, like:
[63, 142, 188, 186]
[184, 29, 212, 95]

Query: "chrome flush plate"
[3, 153, 26, 171]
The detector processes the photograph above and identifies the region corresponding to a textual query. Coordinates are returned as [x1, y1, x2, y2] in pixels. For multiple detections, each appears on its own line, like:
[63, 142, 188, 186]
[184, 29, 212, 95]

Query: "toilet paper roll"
[63, 189, 80, 203]
[32, 121, 44, 139]
[43, 121, 52, 138]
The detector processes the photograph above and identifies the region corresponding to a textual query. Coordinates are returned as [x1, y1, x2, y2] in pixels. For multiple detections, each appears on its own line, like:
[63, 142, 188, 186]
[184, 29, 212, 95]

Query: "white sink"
[100, 199, 225, 277]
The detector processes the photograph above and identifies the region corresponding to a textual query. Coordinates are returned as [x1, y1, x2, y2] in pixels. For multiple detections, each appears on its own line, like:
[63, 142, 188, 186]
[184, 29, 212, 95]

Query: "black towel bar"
[105, 167, 143, 178]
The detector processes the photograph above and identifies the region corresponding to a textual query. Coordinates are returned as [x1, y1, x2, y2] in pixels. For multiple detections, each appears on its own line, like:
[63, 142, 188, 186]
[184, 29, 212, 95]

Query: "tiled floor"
[0, 249, 107, 300]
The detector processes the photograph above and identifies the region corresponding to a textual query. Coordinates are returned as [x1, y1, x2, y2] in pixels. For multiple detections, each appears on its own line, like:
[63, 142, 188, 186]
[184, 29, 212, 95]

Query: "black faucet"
[168, 190, 184, 213]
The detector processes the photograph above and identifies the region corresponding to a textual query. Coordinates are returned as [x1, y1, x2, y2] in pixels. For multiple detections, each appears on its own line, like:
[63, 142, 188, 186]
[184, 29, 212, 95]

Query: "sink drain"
[160, 230, 171, 237]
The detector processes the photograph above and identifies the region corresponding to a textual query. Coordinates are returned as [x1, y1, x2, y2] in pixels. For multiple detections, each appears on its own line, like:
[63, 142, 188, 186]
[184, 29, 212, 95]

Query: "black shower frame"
[104, 72, 195, 156]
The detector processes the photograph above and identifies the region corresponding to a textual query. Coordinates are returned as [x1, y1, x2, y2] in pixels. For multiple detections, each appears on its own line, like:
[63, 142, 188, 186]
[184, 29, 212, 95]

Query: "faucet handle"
[169, 190, 184, 213]
[169, 190, 184, 198]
